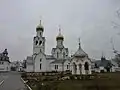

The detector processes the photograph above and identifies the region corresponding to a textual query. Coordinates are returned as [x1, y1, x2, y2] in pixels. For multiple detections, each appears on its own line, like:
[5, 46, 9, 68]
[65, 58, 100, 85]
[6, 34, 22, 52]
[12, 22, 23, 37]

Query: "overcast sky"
[0, 0, 120, 61]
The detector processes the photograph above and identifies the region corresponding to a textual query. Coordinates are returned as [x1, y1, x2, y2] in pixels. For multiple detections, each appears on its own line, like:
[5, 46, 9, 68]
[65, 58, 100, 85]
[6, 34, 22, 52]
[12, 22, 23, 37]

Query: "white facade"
[26, 21, 92, 75]
[0, 61, 10, 72]
[71, 40, 92, 75]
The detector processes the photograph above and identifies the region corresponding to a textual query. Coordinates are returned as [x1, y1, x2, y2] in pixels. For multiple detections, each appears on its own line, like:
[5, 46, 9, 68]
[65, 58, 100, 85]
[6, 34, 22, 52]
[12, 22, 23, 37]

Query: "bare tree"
[112, 9, 120, 35]
[110, 37, 120, 66]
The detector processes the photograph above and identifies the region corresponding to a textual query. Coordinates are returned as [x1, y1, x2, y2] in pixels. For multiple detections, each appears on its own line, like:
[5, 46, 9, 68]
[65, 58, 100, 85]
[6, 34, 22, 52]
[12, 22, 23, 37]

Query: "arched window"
[55, 65, 58, 70]
[84, 62, 89, 70]
[40, 32, 42, 36]
[40, 58, 42, 62]
[40, 49, 41, 52]
[79, 64, 82, 74]
[36, 41, 38, 45]
[57, 52, 59, 58]
[39, 41, 42, 45]
[67, 65, 69, 69]
[40, 63, 42, 70]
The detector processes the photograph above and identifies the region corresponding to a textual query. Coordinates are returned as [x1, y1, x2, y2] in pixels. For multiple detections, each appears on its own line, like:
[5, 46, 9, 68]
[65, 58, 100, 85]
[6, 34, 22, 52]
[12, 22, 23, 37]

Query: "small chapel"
[26, 20, 92, 75]
[71, 39, 92, 75]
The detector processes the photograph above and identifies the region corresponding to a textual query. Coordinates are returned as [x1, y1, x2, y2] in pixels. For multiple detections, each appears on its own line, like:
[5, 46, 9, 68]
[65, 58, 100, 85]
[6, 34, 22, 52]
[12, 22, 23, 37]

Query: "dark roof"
[95, 59, 112, 67]
[50, 60, 65, 64]
[73, 42, 88, 57]
[27, 56, 33, 60]
[46, 55, 55, 60]
[34, 36, 45, 40]
[50, 57, 71, 64]
[26, 56, 33, 65]
[52, 47, 68, 52]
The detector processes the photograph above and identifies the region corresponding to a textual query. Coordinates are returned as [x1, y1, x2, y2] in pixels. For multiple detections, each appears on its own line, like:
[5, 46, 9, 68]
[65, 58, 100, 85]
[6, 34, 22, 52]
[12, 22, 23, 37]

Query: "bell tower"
[33, 20, 45, 54]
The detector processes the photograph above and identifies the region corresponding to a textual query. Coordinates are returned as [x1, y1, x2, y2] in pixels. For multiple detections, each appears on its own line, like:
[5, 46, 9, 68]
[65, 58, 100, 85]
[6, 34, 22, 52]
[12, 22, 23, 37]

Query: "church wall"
[34, 53, 47, 72]
[71, 57, 92, 75]
[52, 48, 68, 59]
[50, 63, 63, 72]
[64, 60, 71, 71]
[61, 48, 68, 59]
[46, 59, 54, 71]
[26, 64, 33, 72]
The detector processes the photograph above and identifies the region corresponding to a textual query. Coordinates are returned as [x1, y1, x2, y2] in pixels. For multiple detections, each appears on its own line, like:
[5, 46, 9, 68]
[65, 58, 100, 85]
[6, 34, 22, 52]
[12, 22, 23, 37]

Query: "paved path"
[0, 73, 7, 84]
[0, 72, 26, 90]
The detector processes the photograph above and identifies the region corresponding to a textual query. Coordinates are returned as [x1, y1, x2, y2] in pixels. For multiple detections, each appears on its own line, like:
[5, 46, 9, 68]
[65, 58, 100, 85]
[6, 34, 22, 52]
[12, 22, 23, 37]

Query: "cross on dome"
[73, 38, 88, 57]
[40, 20, 42, 25]
[36, 19, 44, 32]
[78, 37, 81, 49]
[56, 25, 64, 41]
[59, 25, 61, 35]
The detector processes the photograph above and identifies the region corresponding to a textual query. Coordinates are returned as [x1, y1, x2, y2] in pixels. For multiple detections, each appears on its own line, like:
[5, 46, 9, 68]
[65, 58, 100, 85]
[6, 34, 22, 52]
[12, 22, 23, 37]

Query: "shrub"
[69, 75, 75, 80]
[21, 73, 27, 78]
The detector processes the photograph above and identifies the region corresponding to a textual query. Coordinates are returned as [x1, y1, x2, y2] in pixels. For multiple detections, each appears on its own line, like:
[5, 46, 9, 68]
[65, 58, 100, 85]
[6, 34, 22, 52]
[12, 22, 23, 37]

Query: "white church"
[26, 20, 92, 75]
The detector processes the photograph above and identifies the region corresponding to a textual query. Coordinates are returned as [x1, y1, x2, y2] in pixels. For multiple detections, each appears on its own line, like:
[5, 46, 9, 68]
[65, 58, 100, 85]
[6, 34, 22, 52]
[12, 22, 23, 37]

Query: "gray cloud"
[0, 0, 120, 61]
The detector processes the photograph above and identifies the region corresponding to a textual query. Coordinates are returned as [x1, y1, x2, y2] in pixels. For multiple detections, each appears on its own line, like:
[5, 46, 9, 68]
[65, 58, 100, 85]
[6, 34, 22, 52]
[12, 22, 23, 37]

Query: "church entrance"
[84, 62, 89, 74]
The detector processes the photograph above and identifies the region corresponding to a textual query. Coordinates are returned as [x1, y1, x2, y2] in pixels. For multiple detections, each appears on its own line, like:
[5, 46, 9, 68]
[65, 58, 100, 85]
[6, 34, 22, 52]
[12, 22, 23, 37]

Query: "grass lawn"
[23, 72, 120, 90]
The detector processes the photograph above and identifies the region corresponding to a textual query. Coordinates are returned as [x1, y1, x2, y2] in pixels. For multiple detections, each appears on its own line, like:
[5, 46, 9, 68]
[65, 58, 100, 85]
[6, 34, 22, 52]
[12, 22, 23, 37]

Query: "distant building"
[94, 56, 116, 73]
[10, 61, 23, 72]
[25, 20, 92, 75]
[0, 49, 10, 72]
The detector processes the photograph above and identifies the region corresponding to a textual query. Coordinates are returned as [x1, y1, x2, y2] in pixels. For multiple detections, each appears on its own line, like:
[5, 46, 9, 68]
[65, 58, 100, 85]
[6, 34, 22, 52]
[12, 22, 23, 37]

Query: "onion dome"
[36, 20, 44, 32]
[73, 38, 87, 57]
[56, 27, 64, 41]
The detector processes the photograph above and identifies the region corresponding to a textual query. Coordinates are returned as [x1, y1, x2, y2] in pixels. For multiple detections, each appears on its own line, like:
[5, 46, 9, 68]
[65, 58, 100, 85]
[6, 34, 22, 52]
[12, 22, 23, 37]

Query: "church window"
[39, 41, 42, 45]
[84, 62, 89, 70]
[63, 52, 65, 58]
[55, 65, 58, 69]
[55, 65, 56, 69]
[36, 41, 38, 45]
[67, 65, 69, 69]
[57, 52, 59, 58]
[40, 59, 42, 62]
[40, 63, 42, 70]
[40, 49, 42, 52]
[57, 65, 58, 69]
[40, 32, 42, 36]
